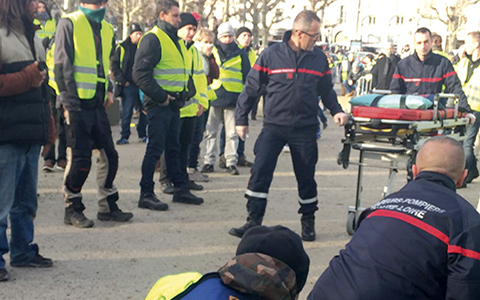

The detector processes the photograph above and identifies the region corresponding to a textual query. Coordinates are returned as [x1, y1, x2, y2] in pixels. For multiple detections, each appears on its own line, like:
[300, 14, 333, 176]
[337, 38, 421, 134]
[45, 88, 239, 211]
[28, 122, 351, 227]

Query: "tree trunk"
[123, 0, 129, 40]
[261, 0, 269, 46]
[252, 8, 261, 45]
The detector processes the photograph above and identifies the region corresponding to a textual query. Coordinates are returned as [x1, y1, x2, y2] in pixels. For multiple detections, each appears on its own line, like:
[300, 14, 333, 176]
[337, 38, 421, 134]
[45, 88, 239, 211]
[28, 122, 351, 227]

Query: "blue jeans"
[343, 80, 356, 94]
[0, 144, 40, 269]
[140, 104, 188, 195]
[464, 111, 480, 173]
[120, 85, 147, 140]
[219, 123, 245, 158]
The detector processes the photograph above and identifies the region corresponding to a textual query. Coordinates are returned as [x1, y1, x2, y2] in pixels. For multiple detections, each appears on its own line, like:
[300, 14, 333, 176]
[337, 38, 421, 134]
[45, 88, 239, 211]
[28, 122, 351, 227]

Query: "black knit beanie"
[178, 13, 198, 30]
[236, 225, 310, 293]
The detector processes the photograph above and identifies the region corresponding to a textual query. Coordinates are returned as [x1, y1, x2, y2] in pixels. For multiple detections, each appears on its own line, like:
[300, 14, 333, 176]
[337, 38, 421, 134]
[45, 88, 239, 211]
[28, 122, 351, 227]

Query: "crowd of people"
[1, 1, 480, 299]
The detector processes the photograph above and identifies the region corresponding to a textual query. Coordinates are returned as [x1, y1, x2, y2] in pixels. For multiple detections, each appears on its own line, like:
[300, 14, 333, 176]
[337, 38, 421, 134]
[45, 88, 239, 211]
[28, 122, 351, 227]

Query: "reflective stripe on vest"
[65, 11, 113, 100]
[46, 42, 59, 94]
[34, 18, 56, 39]
[211, 47, 244, 93]
[458, 57, 480, 111]
[141, 26, 187, 93]
[180, 46, 209, 117]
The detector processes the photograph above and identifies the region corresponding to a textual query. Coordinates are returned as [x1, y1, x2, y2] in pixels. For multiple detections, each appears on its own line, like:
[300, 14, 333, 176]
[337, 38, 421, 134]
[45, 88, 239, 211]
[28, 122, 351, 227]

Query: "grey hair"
[292, 10, 320, 32]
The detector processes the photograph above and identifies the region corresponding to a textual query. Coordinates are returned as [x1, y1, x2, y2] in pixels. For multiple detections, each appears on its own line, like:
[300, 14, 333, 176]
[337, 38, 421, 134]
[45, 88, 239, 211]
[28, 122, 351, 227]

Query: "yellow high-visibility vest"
[457, 57, 480, 111]
[141, 26, 187, 93]
[64, 10, 113, 100]
[46, 42, 59, 94]
[34, 18, 56, 39]
[144, 272, 202, 300]
[211, 47, 244, 93]
[180, 45, 209, 118]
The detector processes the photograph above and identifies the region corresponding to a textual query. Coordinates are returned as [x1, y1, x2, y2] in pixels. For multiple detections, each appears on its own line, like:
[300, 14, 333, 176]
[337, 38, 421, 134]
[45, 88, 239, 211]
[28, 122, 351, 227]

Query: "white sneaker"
[283, 144, 290, 153]
[188, 168, 209, 182]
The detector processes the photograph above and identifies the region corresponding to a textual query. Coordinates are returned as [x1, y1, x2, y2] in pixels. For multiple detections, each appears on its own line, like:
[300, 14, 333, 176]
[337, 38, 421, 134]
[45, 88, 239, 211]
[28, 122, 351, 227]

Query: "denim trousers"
[140, 104, 188, 195]
[464, 111, 480, 173]
[0, 144, 41, 268]
[120, 85, 147, 140]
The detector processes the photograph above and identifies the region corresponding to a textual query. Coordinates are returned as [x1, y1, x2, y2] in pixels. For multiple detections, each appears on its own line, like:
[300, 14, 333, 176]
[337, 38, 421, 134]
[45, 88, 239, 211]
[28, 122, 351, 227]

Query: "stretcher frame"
[338, 93, 470, 235]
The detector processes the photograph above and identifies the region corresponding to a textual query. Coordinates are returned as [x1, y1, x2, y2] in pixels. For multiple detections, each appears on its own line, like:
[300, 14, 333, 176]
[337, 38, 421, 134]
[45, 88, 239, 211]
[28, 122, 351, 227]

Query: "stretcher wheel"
[346, 211, 356, 235]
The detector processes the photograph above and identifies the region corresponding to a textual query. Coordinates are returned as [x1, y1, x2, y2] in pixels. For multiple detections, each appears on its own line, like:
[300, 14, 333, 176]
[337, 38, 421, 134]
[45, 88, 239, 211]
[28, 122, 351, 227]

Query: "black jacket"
[0, 23, 51, 145]
[308, 171, 480, 300]
[390, 51, 471, 112]
[236, 31, 343, 128]
[132, 20, 184, 111]
[371, 53, 400, 89]
[111, 37, 137, 86]
[211, 40, 251, 108]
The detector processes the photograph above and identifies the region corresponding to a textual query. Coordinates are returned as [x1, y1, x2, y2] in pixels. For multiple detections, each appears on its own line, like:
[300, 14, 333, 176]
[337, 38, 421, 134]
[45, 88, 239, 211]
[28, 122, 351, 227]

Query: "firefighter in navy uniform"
[390, 27, 475, 118]
[231, 10, 348, 241]
[55, 0, 133, 228]
[133, 0, 203, 211]
[308, 137, 480, 300]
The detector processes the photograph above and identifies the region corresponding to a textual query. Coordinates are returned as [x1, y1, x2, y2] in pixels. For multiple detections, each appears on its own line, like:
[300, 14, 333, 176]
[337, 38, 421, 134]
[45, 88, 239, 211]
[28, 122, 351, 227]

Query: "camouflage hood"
[218, 253, 298, 300]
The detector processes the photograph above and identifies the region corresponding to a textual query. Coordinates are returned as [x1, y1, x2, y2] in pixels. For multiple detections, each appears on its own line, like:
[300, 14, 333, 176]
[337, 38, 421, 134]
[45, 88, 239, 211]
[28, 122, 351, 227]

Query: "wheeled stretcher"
[337, 93, 470, 235]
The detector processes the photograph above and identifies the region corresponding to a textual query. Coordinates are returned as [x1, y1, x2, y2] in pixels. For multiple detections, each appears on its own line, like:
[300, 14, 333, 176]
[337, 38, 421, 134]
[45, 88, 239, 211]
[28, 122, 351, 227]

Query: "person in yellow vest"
[133, 0, 204, 211]
[187, 28, 219, 183]
[201, 22, 251, 175]
[144, 225, 310, 300]
[458, 32, 480, 187]
[218, 26, 256, 170]
[54, 0, 133, 228]
[33, 1, 56, 47]
[158, 13, 208, 194]
[432, 33, 450, 60]
[339, 51, 355, 96]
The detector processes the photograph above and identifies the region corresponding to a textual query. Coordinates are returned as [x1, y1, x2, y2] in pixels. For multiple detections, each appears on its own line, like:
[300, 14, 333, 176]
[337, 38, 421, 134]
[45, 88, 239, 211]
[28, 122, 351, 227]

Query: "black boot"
[301, 214, 316, 241]
[173, 188, 204, 205]
[98, 193, 134, 222]
[229, 198, 266, 238]
[64, 206, 94, 228]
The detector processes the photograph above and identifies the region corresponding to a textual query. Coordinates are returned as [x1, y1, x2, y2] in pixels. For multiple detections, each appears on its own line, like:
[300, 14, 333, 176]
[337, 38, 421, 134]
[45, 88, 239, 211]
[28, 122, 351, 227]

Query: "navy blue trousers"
[246, 124, 319, 215]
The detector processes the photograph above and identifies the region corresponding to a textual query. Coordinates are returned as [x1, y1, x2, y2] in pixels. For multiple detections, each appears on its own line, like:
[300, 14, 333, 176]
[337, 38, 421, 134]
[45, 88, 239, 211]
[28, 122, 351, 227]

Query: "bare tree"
[307, 0, 338, 41]
[107, 0, 153, 40]
[421, 0, 480, 51]
[260, 0, 287, 46]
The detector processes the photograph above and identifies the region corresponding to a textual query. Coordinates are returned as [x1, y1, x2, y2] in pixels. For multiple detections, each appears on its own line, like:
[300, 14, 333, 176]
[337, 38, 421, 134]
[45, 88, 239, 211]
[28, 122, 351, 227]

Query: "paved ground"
[2, 95, 479, 300]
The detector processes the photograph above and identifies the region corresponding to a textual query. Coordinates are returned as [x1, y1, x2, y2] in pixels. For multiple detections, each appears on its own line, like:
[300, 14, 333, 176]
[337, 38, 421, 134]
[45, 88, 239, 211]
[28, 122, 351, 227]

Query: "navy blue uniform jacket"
[389, 51, 472, 112]
[308, 171, 480, 300]
[235, 31, 343, 128]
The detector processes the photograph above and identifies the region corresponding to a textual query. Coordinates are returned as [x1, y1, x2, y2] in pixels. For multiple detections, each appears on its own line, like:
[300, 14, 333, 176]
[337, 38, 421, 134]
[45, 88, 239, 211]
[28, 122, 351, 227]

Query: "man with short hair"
[133, 0, 203, 210]
[308, 136, 480, 299]
[55, 0, 133, 228]
[231, 10, 348, 241]
[390, 27, 474, 117]
[457, 32, 480, 186]
[112, 22, 147, 145]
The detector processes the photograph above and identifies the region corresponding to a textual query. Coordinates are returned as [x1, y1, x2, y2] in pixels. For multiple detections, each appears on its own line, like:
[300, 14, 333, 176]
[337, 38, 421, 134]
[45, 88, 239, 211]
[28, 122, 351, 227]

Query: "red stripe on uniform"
[448, 245, 480, 261]
[253, 63, 269, 73]
[392, 71, 457, 83]
[367, 209, 480, 262]
[298, 68, 324, 77]
[270, 68, 295, 74]
[367, 210, 450, 244]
